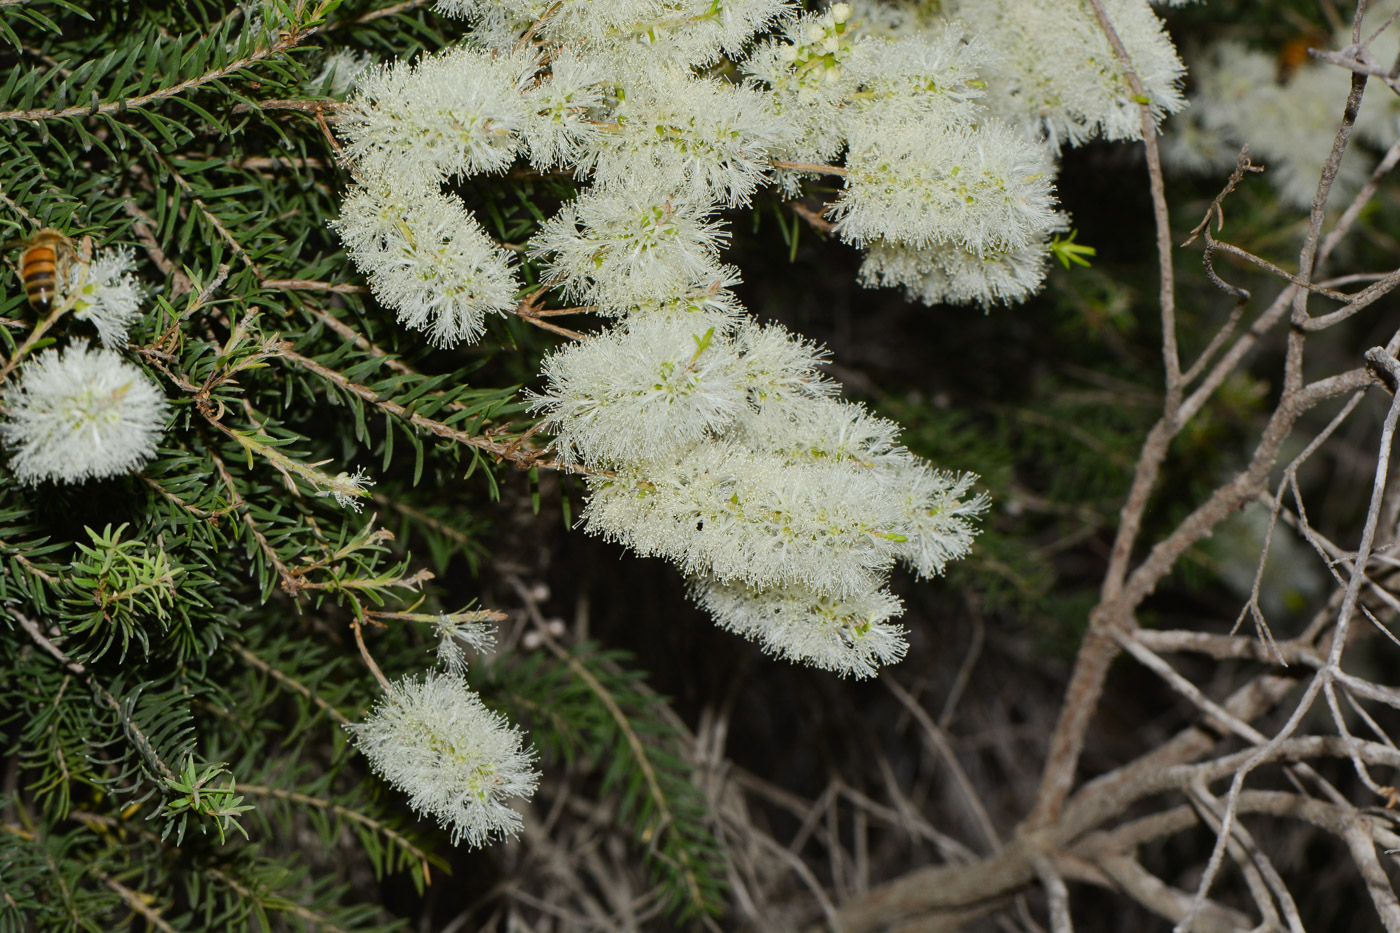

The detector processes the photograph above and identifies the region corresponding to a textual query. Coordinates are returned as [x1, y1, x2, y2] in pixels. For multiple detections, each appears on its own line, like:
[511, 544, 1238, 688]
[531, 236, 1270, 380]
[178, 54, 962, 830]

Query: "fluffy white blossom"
[436, 0, 545, 49]
[743, 7, 862, 164]
[954, 0, 1186, 148]
[532, 316, 745, 467]
[858, 232, 1061, 308]
[336, 45, 534, 183]
[1, 341, 168, 485]
[335, 0, 1065, 680]
[347, 673, 539, 847]
[313, 49, 375, 97]
[892, 464, 990, 579]
[732, 323, 833, 408]
[532, 318, 832, 467]
[584, 68, 790, 206]
[537, 0, 668, 46]
[734, 395, 906, 471]
[585, 440, 924, 597]
[841, 27, 988, 130]
[528, 184, 729, 312]
[630, 265, 747, 325]
[840, 0, 930, 39]
[833, 119, 1060, 255]
[521, 52, 606, 170]
[451, 0, 785, 59]
[693, 576, 906, 678]
[68, 248, 145, 348]
[324, 467, 375, 511]
[636, 0, 793, 64]
[334, 179, 519, 346]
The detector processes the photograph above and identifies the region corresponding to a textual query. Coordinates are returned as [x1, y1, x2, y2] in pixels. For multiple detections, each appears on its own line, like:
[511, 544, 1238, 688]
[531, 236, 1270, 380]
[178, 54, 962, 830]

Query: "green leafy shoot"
[160, 755, 255, 846]
[1050, 229, 1097, 269]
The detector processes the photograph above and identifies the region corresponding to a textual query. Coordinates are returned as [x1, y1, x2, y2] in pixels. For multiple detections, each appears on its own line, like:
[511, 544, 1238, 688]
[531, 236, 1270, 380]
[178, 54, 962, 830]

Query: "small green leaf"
[1050, 230, 1097, 269]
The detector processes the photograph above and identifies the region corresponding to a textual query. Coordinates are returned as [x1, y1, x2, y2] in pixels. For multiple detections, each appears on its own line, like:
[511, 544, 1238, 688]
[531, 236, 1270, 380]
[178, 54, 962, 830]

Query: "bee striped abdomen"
[21, 244, 59, 312]
[18, 229, 73, 313]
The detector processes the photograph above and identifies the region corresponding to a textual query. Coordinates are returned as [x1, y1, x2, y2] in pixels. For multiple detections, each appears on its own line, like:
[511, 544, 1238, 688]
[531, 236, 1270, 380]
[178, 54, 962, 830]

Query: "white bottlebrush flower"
[538, 0, 669, 46]
[68, 247, 145, 348]
[840, 26, 988, 129]
[858, 232, 1060, 308]
[956, 0, 1186, 148]
[833, 119, 1060, 255]
[743, 8, 862, 165]
[532, 316, 746, 467]
[628, 265, 748, 328]
[437, 0, 546, 50]
[892, 464, 990, 579]
[521, 52, 606, 170]
[347, 673, 539, 848]
[732, 323, 834, 409]
[631, 0, 793, 65]
[527, 183, 729, 312]
[1, 341, 168, 485]
[582, 440, 911, 597]
[736, 394, 909, 474]
[841, 0, 931, 38]
[583, 68, 790, 207]
[693, 576, 907, 678]
[334, 179, 519, 346]
[335, 45, 534, 183]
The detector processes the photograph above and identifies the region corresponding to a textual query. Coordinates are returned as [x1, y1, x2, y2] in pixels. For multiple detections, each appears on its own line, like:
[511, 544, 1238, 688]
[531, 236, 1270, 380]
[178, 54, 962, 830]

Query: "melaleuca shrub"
[325, 0, 1187, 683]
[0, 1, 1191, 906]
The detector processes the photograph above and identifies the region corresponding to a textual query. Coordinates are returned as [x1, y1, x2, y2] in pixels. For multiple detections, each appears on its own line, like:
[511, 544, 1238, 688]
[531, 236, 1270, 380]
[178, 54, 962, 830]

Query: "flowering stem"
[771, 160, 848, 176]
[209, 417, 373, 510]
[351, 613, 395, 697]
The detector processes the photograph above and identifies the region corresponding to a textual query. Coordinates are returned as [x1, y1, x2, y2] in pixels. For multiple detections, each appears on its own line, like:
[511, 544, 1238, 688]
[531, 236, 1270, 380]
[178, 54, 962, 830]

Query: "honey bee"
[16, 228, 78, 313]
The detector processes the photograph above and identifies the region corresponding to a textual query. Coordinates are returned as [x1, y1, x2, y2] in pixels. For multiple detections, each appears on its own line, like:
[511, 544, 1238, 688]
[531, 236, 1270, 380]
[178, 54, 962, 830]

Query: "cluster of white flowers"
[347, 672, 539, 847]
[529, 309, 991, 676]
[332, 0, 1186, 314]
[1165, 6, 1400, 207]
[1, 242, 169, 485]
[329, 0, 1187, 674]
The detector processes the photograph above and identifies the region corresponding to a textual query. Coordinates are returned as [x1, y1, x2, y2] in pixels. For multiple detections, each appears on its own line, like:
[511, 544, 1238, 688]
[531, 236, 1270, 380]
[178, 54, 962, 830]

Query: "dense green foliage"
[0, 1, 727, 928]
